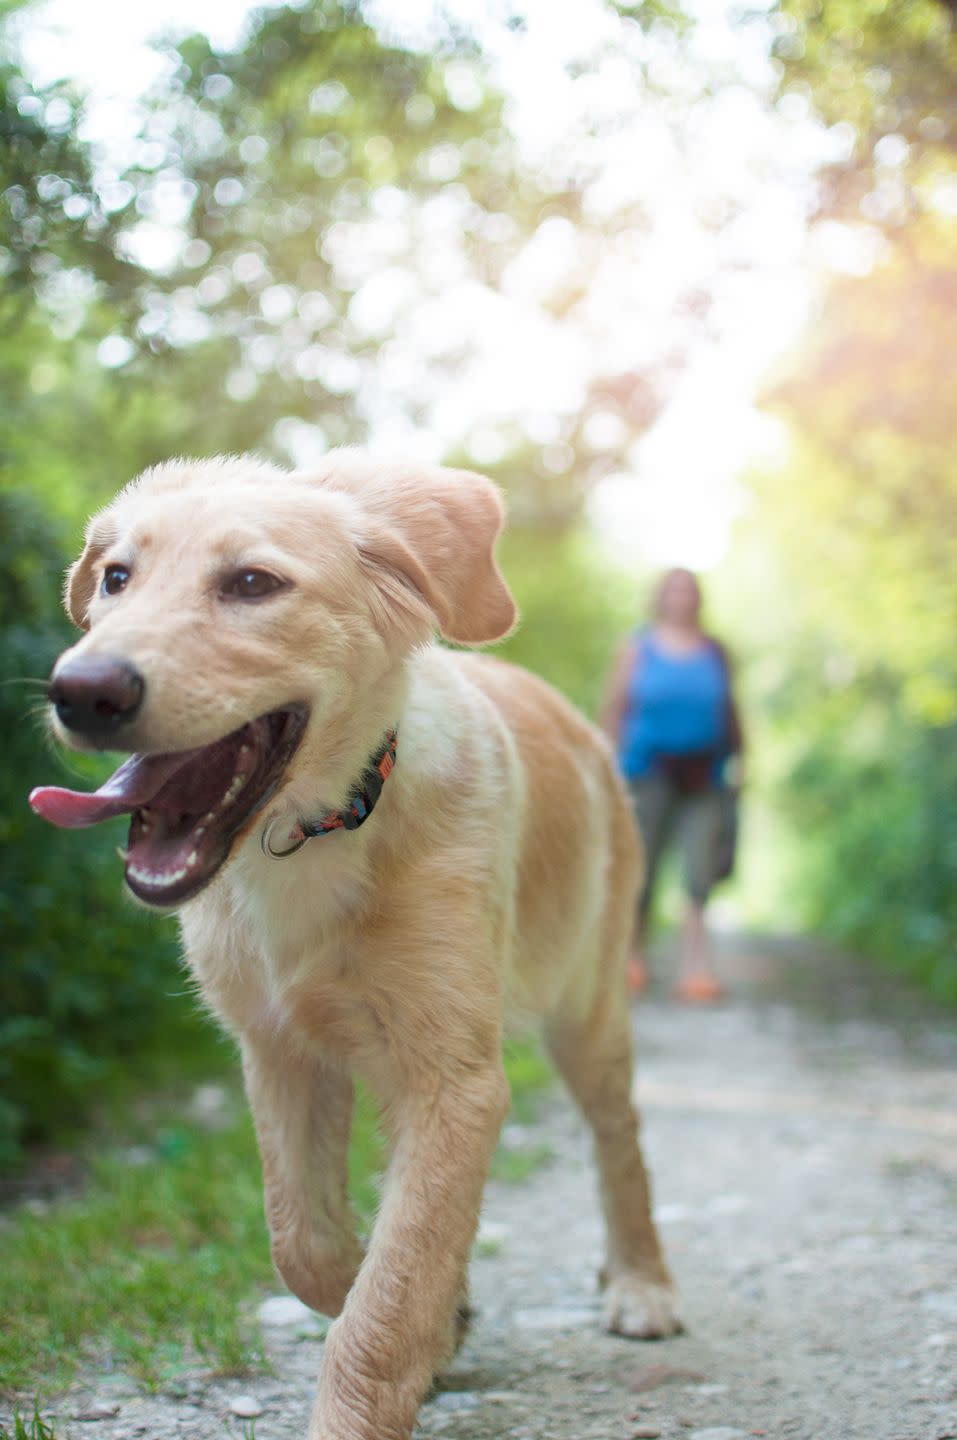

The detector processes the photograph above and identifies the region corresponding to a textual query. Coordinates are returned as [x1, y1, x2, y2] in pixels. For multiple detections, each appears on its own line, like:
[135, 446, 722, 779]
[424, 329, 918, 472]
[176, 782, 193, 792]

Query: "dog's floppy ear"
[65, 512, 116, 630]
[320, 458, 518, 646]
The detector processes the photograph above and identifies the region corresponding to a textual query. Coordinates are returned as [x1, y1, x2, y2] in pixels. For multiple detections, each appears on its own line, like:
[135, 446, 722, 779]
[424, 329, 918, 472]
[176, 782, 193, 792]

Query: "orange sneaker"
[675, 971, 725, 1004]
[627, 955, 650, 996]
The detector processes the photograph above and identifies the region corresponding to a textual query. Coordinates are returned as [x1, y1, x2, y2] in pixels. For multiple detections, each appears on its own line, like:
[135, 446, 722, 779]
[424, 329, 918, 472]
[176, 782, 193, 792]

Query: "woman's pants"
[628, 773, 725, 921]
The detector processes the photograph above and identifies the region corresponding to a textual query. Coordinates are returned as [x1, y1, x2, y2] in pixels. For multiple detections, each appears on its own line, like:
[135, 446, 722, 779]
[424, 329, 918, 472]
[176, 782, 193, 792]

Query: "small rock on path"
[228, 1395, 264, 1419]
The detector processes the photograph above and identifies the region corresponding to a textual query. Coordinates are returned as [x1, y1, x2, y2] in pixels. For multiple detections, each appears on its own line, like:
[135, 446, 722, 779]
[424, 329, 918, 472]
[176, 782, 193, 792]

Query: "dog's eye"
[101, 565, 130, 597]
[220, 568, 287, 602]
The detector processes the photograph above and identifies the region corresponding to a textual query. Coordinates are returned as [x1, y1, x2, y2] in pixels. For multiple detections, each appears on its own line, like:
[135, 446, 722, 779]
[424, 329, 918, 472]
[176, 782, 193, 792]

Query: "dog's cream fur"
[55, 452, 679, 1440]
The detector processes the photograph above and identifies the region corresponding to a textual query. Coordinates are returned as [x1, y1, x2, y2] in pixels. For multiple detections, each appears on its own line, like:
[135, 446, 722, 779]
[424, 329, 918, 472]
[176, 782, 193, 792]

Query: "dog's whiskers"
[1, 676, 50, 690]
[24, 707, 118, 782]
[25, 701, 53, 726]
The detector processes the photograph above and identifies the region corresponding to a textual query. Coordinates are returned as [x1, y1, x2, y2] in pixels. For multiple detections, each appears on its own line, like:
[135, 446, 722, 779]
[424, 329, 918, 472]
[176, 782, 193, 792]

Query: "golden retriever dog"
[31, 452, 680, 1440]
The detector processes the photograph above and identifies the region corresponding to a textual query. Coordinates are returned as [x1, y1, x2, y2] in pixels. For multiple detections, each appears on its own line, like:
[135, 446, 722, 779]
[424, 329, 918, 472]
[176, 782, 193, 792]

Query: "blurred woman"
[602, 568, 743, 1002]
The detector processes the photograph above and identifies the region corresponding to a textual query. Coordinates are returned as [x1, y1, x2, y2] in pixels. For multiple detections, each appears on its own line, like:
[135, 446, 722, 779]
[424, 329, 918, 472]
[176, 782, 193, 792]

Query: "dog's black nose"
[48, 656, 144, 739]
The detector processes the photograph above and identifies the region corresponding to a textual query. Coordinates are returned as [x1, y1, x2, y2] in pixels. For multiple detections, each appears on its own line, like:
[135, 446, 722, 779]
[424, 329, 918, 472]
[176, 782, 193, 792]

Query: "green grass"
[501, 1038, 554, 1122]
[490, 1038, 555, 1180]
[0, 1085, 384, 1397]
[0, 1402, 59, 1439]
[0, 1040, 552, 1404]
[490, 1142, 555, 1184]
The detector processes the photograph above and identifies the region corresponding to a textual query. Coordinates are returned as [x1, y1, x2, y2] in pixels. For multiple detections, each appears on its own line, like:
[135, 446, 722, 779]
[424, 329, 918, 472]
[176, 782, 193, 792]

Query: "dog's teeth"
[116, 845, 129, 861]
[211, 774, 247, 812]
[187, 851, 198, 867]
[194, 826, 206, 840]
[128, 862, 188, 886]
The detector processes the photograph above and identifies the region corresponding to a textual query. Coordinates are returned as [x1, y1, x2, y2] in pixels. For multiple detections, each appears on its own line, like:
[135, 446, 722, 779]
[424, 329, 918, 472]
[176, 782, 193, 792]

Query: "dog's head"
[30, 451, 516, 907]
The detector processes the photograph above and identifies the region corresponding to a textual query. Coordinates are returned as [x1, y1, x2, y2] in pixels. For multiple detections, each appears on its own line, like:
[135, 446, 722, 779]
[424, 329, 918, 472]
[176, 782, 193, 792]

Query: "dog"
[31, 452, 680, 1440]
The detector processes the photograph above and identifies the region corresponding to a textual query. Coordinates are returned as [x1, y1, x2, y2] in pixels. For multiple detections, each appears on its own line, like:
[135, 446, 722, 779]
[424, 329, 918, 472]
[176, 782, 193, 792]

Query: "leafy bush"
[497, 526, 636, 720]
[0, 492, 214, 1169]
[770, 665, 957, 1003]
[721, 178, 957, 1003]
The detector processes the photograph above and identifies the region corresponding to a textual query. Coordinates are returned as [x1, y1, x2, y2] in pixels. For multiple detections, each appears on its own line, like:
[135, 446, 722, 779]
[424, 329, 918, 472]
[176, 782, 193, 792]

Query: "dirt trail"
[42, 937, 957, 1440]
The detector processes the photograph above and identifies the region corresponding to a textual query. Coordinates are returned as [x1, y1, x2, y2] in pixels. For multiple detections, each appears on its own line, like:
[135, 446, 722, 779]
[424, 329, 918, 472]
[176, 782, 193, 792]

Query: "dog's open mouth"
[30, 705, 308, 905]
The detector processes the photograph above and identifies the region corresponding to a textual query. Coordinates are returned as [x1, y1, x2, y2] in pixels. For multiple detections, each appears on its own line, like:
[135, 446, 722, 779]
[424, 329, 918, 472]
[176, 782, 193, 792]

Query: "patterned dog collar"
[262, 729, 397, 859]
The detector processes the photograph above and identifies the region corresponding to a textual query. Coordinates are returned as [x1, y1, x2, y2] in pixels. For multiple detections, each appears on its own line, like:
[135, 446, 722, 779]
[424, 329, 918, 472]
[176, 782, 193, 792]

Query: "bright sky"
[15, 0, 841, 570]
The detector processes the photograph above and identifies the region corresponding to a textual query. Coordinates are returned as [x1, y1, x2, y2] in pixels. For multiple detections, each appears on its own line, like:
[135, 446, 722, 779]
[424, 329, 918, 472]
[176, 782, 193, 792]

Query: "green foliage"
[607, 0, 694, 30]
[715, 0, 957, 991]
[28, 0, 529, 487]
[0, 3, 542, 530]
[0, 491, 217, 1167]
[0, 38, 147, 526]
[785, 700, 957, 1001]
[0, 48, 137, 296]
[490, 1142, 554, 1184]
[501, 1038, 555, 1122]
[498, 526, 636, 721]
[725, 0, 955, 990]
[733, 224, 957, 993]
[773, 0, 957, 230]
[0, 1403, 58, 1440]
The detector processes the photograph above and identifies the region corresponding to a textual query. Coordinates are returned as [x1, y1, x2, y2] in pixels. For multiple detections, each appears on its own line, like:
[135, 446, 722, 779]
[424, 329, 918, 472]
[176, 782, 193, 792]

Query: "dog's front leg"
[242, 1038, 364, 1317]
[309, 1062, 510, 1440]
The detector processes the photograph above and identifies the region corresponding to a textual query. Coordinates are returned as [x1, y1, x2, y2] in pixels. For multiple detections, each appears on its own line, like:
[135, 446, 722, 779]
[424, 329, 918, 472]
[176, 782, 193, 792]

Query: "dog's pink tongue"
[29, 751, 194, 830]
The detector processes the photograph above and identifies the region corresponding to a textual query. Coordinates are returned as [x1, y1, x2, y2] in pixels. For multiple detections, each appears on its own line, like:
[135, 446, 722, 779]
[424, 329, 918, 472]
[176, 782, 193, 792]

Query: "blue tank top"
[618, 630, 730, 781]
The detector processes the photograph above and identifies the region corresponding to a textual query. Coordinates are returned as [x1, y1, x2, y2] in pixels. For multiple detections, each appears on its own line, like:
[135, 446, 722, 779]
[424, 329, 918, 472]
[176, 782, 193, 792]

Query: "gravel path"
[28, 936, 957, 1440]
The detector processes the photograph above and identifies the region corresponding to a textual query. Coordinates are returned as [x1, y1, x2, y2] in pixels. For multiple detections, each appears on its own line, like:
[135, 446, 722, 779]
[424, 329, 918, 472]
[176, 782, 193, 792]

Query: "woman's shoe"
[627, 955, 650, 996]
[675, 971, 725, 1004]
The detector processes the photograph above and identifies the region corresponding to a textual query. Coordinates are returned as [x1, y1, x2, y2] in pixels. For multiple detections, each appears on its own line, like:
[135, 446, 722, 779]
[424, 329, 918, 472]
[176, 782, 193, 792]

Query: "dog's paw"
[601, 1271, 683, 1339]
[272, 1239, 363, 1319]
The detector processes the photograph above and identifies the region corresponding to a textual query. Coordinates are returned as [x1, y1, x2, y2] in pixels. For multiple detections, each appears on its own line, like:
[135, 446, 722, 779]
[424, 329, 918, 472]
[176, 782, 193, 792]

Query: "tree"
[712, 0, 957, 993]
[773, 0, 957, 234]
[736, 215, 957, 996]
[88, 2, 533, 469]
[1, 2, 546, 523]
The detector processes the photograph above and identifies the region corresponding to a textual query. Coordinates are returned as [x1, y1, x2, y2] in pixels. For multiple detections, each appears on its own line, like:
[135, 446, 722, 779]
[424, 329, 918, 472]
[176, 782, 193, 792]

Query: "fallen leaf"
[630, 1364, 707, 1394]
